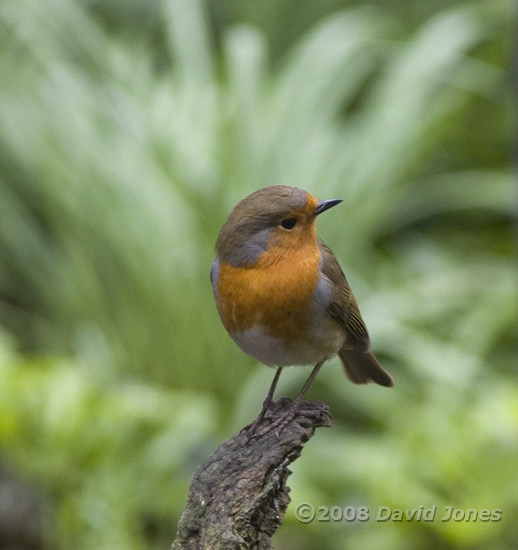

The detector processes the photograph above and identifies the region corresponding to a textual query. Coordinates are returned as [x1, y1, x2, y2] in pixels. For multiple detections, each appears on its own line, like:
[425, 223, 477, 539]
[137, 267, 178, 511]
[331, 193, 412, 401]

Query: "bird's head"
[216, 185, 342, 267]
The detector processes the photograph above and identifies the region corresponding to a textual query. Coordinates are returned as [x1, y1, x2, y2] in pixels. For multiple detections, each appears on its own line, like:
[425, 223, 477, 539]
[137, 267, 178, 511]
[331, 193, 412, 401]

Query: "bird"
[210, 185, 394, 437]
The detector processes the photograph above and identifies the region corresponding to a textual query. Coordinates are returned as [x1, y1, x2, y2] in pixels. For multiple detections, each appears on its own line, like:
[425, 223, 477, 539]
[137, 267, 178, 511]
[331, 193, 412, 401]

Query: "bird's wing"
[318, 239, 370, 351]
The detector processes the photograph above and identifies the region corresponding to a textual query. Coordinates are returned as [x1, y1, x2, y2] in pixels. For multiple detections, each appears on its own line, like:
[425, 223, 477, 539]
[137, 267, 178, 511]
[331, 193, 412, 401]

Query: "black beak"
[315, 198, 343, 215]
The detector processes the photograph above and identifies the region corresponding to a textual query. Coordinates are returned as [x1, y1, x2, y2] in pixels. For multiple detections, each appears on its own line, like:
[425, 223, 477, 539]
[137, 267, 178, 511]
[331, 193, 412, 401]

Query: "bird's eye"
[280, 218, 297, 230]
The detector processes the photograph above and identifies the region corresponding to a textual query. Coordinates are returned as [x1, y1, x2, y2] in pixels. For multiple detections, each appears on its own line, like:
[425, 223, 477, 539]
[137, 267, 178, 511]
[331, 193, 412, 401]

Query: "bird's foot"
[246, 396, 276, 440]
[247, 399, 324, 441]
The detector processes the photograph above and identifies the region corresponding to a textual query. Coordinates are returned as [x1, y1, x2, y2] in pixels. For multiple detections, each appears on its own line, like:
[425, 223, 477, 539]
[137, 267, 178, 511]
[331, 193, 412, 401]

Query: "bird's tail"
[338, 348, 395, 387]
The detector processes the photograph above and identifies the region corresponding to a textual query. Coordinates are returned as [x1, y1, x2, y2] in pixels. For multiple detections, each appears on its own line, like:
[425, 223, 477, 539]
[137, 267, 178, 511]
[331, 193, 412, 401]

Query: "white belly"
[231, 317, 345, 367]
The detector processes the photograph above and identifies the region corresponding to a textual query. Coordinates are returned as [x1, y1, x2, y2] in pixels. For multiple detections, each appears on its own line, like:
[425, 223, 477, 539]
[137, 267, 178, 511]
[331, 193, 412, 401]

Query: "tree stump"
[171, 397, 332, 550]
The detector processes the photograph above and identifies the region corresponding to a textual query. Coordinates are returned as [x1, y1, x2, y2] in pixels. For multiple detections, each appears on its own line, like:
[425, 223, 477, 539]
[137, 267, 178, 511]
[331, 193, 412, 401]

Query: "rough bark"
[171, 397, 331, 550]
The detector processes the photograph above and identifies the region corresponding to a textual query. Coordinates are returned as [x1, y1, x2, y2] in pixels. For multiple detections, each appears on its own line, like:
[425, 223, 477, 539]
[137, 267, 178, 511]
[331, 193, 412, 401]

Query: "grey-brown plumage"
[319, 240, 394, 387]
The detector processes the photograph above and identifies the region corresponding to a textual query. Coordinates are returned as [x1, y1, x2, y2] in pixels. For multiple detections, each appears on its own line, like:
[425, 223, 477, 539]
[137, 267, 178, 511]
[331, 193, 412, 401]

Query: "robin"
[211, 185, 394, 437]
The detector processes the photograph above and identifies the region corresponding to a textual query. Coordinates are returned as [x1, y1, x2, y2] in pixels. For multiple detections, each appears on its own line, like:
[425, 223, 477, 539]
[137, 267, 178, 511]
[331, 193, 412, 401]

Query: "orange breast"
[216, 241, 321, 342]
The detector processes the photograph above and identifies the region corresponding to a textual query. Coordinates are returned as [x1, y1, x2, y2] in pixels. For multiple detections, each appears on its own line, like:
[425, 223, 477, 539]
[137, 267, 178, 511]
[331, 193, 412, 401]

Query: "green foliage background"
[0, 0, 516, 548]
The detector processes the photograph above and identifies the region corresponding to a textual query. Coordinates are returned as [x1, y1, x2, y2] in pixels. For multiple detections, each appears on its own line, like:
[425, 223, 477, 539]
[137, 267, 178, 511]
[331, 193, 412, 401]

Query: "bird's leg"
[249, 360, 326, 440]
[291, 360, 325, 404]
[247, 367, 283, 438]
